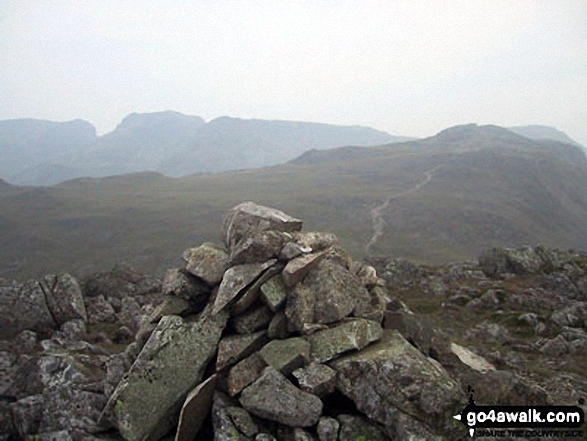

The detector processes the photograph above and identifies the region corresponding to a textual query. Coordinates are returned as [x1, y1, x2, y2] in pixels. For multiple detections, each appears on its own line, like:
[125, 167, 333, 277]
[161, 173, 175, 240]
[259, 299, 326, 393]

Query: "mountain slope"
[1, 124, 585, 279]
[508, 125, 583, 147]
[159, 116, 410, 176]
[0, 119, 97, 185]
[2, 113, 410, 185]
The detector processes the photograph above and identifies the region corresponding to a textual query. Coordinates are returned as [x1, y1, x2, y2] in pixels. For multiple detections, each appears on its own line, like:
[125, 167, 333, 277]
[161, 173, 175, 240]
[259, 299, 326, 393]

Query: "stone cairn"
[97, 202, 465, 441]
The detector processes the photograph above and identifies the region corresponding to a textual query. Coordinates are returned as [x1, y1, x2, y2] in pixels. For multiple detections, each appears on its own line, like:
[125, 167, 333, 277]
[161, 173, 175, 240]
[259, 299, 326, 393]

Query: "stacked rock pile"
[98, 202, 465, 441]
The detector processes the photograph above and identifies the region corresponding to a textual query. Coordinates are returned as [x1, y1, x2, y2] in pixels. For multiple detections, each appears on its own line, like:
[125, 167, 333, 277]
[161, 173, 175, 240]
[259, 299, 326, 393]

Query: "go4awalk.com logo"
[453, 387, 585, 438]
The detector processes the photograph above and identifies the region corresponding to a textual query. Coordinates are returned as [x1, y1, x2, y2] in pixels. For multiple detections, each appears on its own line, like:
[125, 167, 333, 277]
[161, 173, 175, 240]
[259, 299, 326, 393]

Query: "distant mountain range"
[0, 112, 411, 185]
[1, 123, 586, 279]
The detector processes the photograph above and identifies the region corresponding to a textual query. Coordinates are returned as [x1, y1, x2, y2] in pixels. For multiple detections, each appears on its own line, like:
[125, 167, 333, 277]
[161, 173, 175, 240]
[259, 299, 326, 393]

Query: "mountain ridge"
[0, 112, 410, 185]
[1, 123, 585, 280]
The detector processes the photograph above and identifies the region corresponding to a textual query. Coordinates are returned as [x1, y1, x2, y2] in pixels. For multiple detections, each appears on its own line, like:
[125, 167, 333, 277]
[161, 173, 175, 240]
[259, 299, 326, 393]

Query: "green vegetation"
[1, 125, 586, 280]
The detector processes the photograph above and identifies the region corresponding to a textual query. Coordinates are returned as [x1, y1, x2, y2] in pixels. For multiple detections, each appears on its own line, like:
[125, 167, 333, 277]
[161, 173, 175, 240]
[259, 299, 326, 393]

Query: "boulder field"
[2, 202, 586, 440]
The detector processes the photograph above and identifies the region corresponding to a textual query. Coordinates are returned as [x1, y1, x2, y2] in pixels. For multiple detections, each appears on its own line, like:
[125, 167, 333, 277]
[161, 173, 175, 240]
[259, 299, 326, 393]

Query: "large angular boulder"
[182, 243, 228, 286]
[239, 367, 322, 427]
[307, 318, 382, 363]
[100, 305, 228, 441]
[222, 202, 303, 250]
[331, 330, 464, 440]
[41, 274, 87, 326]
[0, 279, 55, 337]
[285, 259, 376, 332]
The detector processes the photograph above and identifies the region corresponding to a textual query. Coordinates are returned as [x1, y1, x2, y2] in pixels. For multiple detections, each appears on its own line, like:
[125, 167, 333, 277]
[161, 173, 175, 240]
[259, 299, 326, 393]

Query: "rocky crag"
[1, 202, 586, 440]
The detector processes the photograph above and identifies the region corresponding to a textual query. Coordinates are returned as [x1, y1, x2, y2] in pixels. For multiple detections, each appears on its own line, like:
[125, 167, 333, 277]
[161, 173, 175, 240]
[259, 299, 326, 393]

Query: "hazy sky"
[1, 0, 586, 144]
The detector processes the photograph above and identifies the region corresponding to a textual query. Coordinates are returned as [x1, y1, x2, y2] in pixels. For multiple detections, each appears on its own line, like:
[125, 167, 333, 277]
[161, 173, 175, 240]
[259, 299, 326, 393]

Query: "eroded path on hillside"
[365, 163, 444, 254]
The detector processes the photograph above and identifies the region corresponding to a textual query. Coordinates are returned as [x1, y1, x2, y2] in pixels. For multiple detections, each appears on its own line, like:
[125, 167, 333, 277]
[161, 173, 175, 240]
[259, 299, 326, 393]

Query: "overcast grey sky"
[1, 0, 586, 144]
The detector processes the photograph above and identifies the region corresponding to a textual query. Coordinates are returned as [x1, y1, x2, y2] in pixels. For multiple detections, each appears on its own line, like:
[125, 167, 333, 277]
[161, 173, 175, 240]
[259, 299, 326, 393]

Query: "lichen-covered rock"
[148, 296, 191, 324]
[285, 259, 378, 332]
[239, 367, 322, 428]
[337, 414, 388, 441]
[183, 242, 228, 286]
[41, 274, 87, 326]
[292, 362, 336, 398]
[259, 337, 310, 375]
[100, 305, 228, 441]
[232, 305, 273, 335]
[331, 330, 464, 440]
[0, 279, 55, 337]
[282, 252, 325, 288]
[260, 276, 287, 313]
[307, 318, 382, 363]
[212, 391, 254, 441]
[222, 202, 303, 250]
[213, 261, 276, 315]
[85, 295, 116, 324]
[479, 246, 547, 278]
[267, 312, 288, 340]
[217, 331, 269, 371]
[162, 268, 210, 305]
[227, 353, 268, 397]
[229, 230, 288, 266]
[316, 416, 339, 441]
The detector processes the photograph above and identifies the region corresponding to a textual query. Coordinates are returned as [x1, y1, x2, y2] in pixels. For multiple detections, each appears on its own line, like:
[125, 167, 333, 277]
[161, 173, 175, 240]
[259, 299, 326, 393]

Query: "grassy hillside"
[1, 124, 586, 280]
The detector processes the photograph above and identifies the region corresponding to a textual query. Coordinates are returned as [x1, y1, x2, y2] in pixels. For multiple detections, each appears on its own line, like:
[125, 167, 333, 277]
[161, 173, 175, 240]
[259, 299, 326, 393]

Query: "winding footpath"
[365, 163, 444, 254]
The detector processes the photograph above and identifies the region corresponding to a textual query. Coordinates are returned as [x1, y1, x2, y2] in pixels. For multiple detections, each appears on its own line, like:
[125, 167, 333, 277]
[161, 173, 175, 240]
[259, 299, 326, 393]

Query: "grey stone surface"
[331, 330, 463, 440]
[183, 242, 228, 285]
[239, 367, 322, 428]
[213, 261, 276, 315]
[292, 362, 336, 398]
[217, 331, 269, 371]
[259, 337, 310, 375]
[222, 202, 303, 250]
[100, 305, 228, 441]
[307, 318, 382, 363]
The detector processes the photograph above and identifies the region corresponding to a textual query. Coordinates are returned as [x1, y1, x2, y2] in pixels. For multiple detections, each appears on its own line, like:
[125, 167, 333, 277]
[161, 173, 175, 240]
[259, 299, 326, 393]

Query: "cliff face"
[1, 203, 586, 440]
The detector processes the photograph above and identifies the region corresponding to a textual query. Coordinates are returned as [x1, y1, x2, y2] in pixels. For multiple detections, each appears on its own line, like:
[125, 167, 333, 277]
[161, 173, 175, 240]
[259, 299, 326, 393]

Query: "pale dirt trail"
[365, 163, 444, 254]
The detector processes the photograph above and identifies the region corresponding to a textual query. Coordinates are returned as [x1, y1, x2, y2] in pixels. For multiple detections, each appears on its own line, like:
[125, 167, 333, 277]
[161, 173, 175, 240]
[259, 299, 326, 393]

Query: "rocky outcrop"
[5, 206, 583, 440]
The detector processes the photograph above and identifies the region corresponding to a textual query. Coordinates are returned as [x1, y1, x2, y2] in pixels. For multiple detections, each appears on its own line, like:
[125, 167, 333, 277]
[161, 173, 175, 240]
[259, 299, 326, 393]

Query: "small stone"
[211, 391, 248, 440]
[85, 295, 116, 324]
[450, 343, 496, 374]
[317, 417, 340, 441]
[260, 275, 287, 312]
[292, 362, 336, 398]
[307, 318, 382, 363]
[239, 367, 323, 428]
[255, 434, 277, 441]
[259, 337, 310, 375]
[216, 331, 269, 371]
[232, 305, 273, 335]
[60, 319, 86, 341]
[226, 405, 259, 437]
[183, 242, 228, 285]
[227, 352, 268, 397]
